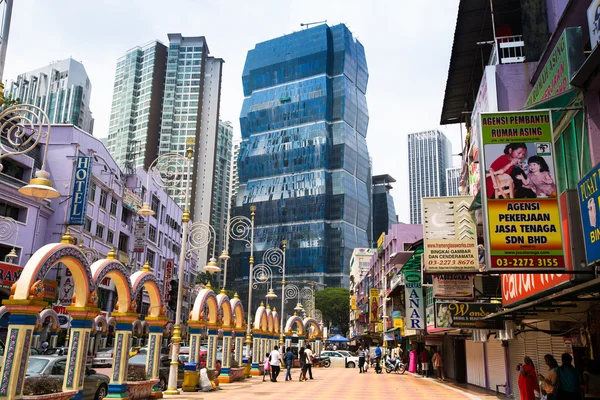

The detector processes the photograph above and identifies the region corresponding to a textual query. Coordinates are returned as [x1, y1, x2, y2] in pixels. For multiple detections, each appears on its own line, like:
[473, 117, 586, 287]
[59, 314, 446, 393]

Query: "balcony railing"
[489, 35, 526, 65]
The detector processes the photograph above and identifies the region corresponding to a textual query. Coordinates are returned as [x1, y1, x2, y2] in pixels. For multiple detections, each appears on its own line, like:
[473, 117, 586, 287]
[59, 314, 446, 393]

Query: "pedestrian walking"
[556, 353, 583, 400]
[517, 356, 539, 400]
[299, 346, 307, 382]
[538, 354, 558, 400]
[263, 353, 271, 382]
[432, 349, 444, 381]
[284, 347, 294, 381]
[305, 344, 314, 380]
[358, 346, 366, 373]
[420, 348, 429, 378]
[270, 345, 282, 382]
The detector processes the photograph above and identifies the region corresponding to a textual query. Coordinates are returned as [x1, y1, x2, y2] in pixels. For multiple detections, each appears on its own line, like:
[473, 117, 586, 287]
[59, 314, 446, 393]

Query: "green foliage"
[315, 287, 350, 336]
[224, 289, 236, 299]
[1, 93, 20, 109]
[196, 271, 217, 289]
[23, 376, 62, 395]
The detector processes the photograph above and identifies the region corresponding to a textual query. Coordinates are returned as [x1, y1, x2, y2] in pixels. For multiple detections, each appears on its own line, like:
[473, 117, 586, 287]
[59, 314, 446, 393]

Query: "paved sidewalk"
[162, 367, 503, 400]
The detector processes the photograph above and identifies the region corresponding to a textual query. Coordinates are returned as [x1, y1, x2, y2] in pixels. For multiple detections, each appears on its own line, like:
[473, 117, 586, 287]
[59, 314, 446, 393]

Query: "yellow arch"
[90, 259, 132, 314]
[230, 295, 245, 330]
[190, 288, 219, 325]
[217, 291, 233, 328]
[130, 269, 163, 317]
[285, 315, 305, 336]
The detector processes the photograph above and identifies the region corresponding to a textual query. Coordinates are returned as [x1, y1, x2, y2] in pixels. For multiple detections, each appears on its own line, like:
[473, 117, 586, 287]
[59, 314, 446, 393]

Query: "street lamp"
[262, 243, 286, 343]
[0, 216, 18, 264]
[0, 104, 60, 199]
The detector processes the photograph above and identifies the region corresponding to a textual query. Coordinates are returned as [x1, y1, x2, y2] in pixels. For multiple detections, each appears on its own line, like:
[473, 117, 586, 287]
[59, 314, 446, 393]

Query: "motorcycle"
[314, 356, 331, 368]
[371, 357, 383, 374]
[385, 357, 406, 374]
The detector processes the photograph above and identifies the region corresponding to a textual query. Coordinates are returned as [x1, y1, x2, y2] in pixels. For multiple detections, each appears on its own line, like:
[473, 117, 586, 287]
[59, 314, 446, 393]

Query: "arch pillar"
[251, 330, 261, 375]
[145, 316, 168, 399]
[187, 320, 203, 364]
[50, 328, 60, 348]
[284, 334, 292, 350]
[298, 337, 305, 348]
[314, 337, 323, 355]
[32, 330, 41, 349]
[206, 325, 219, 371]
[100, 334, 107, 349]
[64, 306, 100, 400]
[217, 328, 233, 384]
[0, 302, 46, 400]
[233, 329, 245, 367]
[106, 312, 137, 400]
[265, 334, 272, 356]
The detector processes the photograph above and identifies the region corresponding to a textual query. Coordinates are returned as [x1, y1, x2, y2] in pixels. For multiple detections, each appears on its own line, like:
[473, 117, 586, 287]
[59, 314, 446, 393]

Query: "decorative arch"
[39, 309, 60, 330]
[12, 243, 94, 307]
[164, 322, 174, 336]
[130, 270, 164, 317]
[132, 319, 142, 335]
[229, 297, 245, 329]
[285, 315, 305, 336]
[141, 320, 149, 335]
[265, 308, 274, 333]
[253, 304, 268, 332]
[107, 316, 117, 329]
[190, 288, 219, 324]
[90, 259, 132, 313]
[216, 292, 232, 327]
[303, 318, 322, 338]
[94, 315, 108, 334]
[0, 305, 9, 324]
[272, 310, 280, 334]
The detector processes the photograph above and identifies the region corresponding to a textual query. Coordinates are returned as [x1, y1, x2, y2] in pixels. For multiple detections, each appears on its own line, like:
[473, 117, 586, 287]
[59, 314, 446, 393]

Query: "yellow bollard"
[182, 363, 200, 392]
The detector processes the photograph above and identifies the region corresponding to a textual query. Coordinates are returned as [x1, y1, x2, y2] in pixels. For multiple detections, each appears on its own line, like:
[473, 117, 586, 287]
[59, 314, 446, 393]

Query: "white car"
[320, 350, 359, 368]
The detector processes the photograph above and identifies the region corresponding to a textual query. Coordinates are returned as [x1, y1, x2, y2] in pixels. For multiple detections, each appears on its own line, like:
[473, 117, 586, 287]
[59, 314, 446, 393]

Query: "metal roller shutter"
[443, 335, 456, 381]
[509, 336, 526, 400]
[466, 340, 486, 387]
[486, 339, 507, 394]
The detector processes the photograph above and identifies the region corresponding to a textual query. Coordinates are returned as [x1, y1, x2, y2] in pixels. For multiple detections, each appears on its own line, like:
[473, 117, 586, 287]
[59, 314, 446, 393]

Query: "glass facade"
[372, 176, 397, 244]
[232, 24, 370, 295]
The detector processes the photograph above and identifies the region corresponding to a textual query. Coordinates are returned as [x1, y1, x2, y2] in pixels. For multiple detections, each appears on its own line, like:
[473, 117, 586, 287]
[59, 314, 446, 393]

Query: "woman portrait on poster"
[486, 143, 536, 199]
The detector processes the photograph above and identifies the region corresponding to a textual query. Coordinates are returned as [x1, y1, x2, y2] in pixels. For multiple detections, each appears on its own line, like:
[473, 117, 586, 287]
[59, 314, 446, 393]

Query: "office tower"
[407, 130, 452, 224]
[233, 23, 370, 297]
[212, 120, 233, 287]
[446, 166, 461, 197]
[230, 139, 241, 209]
[7, 58, 94, 133]
[372, 174, 398, 245]
[106, 41, 168, 172]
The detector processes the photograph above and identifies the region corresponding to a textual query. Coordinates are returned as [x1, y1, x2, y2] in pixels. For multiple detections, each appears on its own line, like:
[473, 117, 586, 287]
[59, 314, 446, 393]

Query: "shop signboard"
[163, 259, 174, 297]
[577, 162, 600, 265]
[435, 302, 500, 329]
[423, 196, 478, 273]
[0, 262, 23, 289]
[369, 288, 379, 323]
[501, 273, 570, 306]
[351, 295, 357, 311]
[524, 28, 583, 108]
[426, 305, 450, 333]
[43, 280, 58, 303]
[377, 233, 385, 255]
[392, 310, 403, 329]
[123, 188, 142, 213]
[433, 275, 474, 299]
[133, 219, 146, 253]
[480, 110, 565, 271]
[68, 156, 92, 225]
[404, 270, 424, 330]
[589, 1, 600, 51]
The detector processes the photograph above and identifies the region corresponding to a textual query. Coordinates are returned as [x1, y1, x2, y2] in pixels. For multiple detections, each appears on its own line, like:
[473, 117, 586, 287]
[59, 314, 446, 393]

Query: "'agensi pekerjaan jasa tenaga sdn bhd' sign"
[479, 110, 565, 272]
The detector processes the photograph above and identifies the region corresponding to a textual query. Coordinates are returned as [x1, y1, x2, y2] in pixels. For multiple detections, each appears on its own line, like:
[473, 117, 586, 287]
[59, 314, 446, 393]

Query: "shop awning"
[572, 44, 600, 87]
[483, 276, 600, 322]
[389, 251, 414, 266]
[400, 246, 423, 272]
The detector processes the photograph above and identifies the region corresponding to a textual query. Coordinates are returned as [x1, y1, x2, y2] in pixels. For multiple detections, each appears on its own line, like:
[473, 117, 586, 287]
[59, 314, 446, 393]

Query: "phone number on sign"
[427, 259, 475, 266]
[491, 256, 565, 268]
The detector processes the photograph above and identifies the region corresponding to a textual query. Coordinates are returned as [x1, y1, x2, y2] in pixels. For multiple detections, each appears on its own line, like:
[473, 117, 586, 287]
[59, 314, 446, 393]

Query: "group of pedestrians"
[262, 344, 314, 383]
[518, 352, 600, 400]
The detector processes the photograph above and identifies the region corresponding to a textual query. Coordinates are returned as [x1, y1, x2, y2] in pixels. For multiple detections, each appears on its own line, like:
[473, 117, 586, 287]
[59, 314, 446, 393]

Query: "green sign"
[525, 27, 583, 107]
[404, 270, 420, 284]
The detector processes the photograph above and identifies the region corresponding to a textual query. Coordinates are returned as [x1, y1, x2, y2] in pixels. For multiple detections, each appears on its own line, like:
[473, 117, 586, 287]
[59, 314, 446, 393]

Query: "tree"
[196, 271, 217, 288]
[1, 93, 20, 109]
[315, 287, 350, 336]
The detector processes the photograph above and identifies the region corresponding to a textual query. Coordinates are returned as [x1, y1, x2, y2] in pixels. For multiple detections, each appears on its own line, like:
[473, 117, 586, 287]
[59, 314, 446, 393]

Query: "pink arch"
[217, 293, 232, 327]
[13, 243, 93, 307]
[94, 315, 108, 333]
[39, 309, 60, 330]
[253, 305, 268, 331]
[190, 289, 219, 324]
[272, 310, 280, 334]
[266, 309, 274, 333]
[285, 316, 305, 336]
[303, 318, 322, 337]
[229, 298, 245, 329]
[129, 271, 163, 317]
[90, 259, 132, 313]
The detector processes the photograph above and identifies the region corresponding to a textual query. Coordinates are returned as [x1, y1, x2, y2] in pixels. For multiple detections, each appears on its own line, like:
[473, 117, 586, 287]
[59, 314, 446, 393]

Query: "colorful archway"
[94, 314, 109, 351]
[303, 317, 323, 355]
[189, 285, 220, 370]
[229, 294, 246, 368]
[90, 259, 133, 314]
[40, 308, 61, 348]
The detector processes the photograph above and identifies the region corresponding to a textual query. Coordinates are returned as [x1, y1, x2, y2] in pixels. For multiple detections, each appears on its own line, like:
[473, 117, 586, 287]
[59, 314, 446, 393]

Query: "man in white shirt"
[269, 345, 282, 382]
[304, 344, 314, 380]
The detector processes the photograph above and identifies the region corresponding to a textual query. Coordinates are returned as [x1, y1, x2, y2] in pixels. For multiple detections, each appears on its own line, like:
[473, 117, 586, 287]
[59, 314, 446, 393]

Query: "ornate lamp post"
[0, 216, 18, 263]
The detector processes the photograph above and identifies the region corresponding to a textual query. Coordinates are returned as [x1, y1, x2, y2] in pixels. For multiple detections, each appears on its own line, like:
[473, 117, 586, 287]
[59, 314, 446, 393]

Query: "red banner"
[0, 262, 23, 289]
[502, 273, 570, 306]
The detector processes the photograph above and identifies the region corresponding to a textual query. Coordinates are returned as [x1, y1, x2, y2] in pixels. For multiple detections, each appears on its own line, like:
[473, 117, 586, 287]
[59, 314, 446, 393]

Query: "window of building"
[149, 224, 157, 243]
[84, 217, 92, 232]
[99, 190, 108, 210]
[151, 195, 160, 215]
[96, 224, 104, 239]
[110, 198, 118, 216]
[1, 158, 25, 181]
[89, 182, 96, 202]
[107, 229, 115, 245]
[118, 232, 128, 252]
[121, 207, 130, 224]
[146, 249, 155, 269]
[0, 201, 25, 222]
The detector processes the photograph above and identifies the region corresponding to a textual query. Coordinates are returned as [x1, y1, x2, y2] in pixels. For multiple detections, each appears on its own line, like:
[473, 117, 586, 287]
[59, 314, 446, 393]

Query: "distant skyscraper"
[372, 174, 398, 245]
[446, 166, 461, 197]
[408, 130, 452, 224]
[7, 58, 94, 133]
[106, 41, 168, 172]
[233, 23, 370, 298]
[212, 120, 233, 287]
[230, 139, 241, 210]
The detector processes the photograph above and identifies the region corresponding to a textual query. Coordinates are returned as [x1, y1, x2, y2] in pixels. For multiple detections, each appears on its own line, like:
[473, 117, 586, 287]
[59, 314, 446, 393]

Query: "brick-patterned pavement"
[159, 367, 499, 400]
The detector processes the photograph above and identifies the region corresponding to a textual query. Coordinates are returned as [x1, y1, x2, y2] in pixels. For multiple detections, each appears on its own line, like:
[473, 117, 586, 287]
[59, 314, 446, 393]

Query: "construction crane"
[300, 20, 327, 29]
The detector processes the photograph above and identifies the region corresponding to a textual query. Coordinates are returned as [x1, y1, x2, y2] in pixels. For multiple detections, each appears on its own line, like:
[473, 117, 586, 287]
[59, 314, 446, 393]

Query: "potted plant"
[23, 376, 77, 400]
[228, 360, 245, 382]
[126, 364, 159, 400]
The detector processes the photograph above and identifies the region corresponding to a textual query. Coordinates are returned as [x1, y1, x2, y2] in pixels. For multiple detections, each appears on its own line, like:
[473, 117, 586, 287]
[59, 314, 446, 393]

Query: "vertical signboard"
[133, 219, 146, 253]
[404, 270, 424, 330]
[69, 156, 92, 225]
[578, 163, 600, 265]
[369, 288, 379, 324]
[423, 196, 479, 273]
[480, 111, 565, 271]
[163, 259, 174, 297]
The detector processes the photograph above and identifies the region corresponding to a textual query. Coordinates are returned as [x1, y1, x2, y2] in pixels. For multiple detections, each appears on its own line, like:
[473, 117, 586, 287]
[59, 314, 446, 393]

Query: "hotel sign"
[68, 156, 92, 225]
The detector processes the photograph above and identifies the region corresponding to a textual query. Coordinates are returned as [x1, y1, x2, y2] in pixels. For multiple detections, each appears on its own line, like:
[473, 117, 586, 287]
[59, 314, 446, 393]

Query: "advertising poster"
[123, 189, 142, 213]
[480, 111, 565, 271]
[369, 288, 379, 323]
[502, 273, 570, 306]
[578, 163, 600, 265]
[133, 219, 147, 253]
[433, 275, 474, 299]
[351, 295, 357, 310]
[68, 156, 92, 225]
[163, 259, 174, 298]
[404, 270, 424, 330]
[589, 1, 600, 51]
[435, 302, 500, 329]
[391, 310, 403, 329]
[423, 196, 478, 273]
[0, 262, 23, 289]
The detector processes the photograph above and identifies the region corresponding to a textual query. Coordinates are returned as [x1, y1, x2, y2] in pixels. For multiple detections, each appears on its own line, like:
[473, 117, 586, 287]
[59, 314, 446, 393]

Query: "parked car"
[320, 350, 359, 368]
[92, 348, 113, 368]
[128, 354, 184, 391]
[25, 356, 109, 400]
[0, 341, 40, 370]
[44, 347, 69, 356]
[337, 350, 355, 358]
[138, 346, 169, 355]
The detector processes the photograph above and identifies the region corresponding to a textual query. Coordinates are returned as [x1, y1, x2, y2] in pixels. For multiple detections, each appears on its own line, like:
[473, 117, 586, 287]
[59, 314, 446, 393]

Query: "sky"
[3, 0, 463, 223]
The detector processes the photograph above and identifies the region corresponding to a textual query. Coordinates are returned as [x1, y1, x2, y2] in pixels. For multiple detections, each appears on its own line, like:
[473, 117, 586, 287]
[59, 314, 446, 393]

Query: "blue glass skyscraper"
[231, 23, 370, 298]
